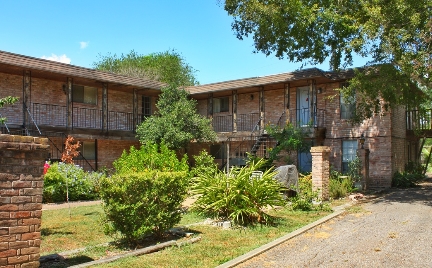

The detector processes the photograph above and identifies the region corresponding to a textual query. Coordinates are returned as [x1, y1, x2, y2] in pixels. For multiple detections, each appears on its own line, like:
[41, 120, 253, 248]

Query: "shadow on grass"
[41, 228, 73, 236]
[40, 254, 94, 268]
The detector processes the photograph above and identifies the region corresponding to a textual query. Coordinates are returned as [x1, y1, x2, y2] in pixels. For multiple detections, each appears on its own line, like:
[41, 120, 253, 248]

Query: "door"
[297, 86, 310, 126]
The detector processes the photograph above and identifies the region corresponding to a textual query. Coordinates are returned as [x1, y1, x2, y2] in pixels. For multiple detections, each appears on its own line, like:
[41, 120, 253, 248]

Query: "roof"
[187, 68, 355, 94]
[0, 50, 166, 90]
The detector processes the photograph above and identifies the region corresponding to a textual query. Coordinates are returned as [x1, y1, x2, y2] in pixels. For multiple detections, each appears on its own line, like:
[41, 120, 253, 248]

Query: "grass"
[40, 204, 334, 267]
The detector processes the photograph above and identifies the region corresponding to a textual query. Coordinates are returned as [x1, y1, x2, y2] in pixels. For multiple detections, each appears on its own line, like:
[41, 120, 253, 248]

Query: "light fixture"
[62, 84, 67, 95]
[359, 133, 365, 149]
[250, 94, 254, 100]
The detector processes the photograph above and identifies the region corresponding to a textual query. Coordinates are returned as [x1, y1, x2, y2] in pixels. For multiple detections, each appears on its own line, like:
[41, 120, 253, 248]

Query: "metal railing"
[212, 114, 233, 132]
[275, 108, 326, 128]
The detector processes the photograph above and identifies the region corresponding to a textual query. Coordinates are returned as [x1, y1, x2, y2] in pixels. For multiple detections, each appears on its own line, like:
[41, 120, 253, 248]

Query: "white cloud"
[80, 41, 89, 49]
[41, 54, 71, 64]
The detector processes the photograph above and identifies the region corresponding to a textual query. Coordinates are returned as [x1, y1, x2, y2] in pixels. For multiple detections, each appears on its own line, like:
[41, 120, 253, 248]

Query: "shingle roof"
[187, 68, 356, 94]
[0, 50, 166, 89]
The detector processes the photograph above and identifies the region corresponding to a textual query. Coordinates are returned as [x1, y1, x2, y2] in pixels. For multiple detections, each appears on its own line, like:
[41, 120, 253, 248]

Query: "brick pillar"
[0, 134, 49, 268]
[357, 148, 370, 190]
[311, 146, 331, 201]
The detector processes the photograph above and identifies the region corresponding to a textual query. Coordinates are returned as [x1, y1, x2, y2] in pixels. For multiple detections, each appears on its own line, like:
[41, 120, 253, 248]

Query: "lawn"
[40, 204, 333, 267]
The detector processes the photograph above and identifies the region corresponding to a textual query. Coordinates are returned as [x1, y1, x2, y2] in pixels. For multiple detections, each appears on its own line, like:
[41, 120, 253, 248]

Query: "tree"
[93, 49, 198, 86]
[136, 85, 216, 150]
[0, 96, 19, 124]
[223, 0, 432, 121]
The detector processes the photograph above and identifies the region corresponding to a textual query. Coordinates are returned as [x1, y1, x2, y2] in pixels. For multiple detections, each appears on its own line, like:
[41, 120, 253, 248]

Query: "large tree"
[93, 49, 198, 86]
[136, 85, 216, 150]
[223, 0, 432, 121]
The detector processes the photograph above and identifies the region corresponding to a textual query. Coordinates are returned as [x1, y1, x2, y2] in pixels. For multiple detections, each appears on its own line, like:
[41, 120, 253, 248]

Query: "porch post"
[311, 146, 331, 201]
[102, 83, 108, 133]
[22, 70, 31, 130]
[259, 87, 264, 131]
[309, 80, 315, 124]
[357, 148, 370, 190]
[284, 83, 290, 125]
[133, 89, 138, 133]
[66, 78, 73, 130]
[233, 90, 237, 132]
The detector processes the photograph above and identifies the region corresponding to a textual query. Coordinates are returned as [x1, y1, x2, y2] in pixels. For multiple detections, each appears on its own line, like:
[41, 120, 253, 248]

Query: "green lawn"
[40, 204, 332, 267]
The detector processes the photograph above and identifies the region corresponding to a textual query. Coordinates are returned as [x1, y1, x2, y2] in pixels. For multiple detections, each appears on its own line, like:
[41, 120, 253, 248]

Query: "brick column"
[311, 146, 331, 201]
[0, 134, 49, 268]
[357, 148, 370, 190]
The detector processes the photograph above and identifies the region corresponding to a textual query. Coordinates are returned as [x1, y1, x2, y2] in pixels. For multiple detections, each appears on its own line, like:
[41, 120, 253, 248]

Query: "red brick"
[9, 241, 28, 249]
[0, 181, 11, 188]
[0, 212, 10, 219]
[0, 219, 17, 227]
[7, 254, 29, 264]
[20, 247, 39, 255]
[21, 218, 40, 225]
[0, 197, 11, 204]
[0, 204, 18, 211]
[0, 242, 9, 251]
[21, 261, 40, 268]
[0, 227, 9, 235]
[9, 226, 29, 234]
[20, 203, 42, 211]
[28, 253, 39, 261]
[0, 258, 6, 266]
[0, 189, 19, 196]
[10, 211, 31, 219]
[22, 188, 42, 196]
[11, 181, 32, 188]
[21, 232, 39, 241]
[0, 249, 16, 258]
[0, 235, 16, 242]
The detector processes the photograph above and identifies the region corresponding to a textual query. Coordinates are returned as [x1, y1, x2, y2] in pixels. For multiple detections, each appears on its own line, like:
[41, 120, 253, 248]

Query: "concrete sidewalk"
[231, 182, 432, 268]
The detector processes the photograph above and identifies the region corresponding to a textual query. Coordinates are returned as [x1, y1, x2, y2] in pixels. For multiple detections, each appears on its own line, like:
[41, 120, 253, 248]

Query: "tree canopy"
[93, 50, 198, 86]
[223, 0, 432, 121]
[136, 85, 216, 150]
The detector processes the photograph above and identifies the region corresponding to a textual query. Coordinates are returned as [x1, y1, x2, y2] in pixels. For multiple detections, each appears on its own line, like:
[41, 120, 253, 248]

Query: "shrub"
[113, 142, 188, 173]
[328, 169, 354, 199]
[43, 162, 102, 203]
[289, 173, 317, 211]
[392, 162, 424, 187]
[191, 159, 286, 225]
[99, 171, 188, 243]
[190, 150, 218, 178]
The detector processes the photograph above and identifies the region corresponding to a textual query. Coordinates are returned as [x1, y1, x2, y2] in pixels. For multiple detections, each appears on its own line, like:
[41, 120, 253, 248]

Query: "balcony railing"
[31, 103, 140, 131]
[277, 108, 326, 128]
[406, 109, 432, 130]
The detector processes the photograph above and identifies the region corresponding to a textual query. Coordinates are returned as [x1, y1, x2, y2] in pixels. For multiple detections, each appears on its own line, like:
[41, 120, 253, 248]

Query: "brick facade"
[0, 134, 49, 268]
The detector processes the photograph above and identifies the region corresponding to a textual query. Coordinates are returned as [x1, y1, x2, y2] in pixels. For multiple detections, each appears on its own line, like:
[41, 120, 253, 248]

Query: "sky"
[0, 1, 369, 85]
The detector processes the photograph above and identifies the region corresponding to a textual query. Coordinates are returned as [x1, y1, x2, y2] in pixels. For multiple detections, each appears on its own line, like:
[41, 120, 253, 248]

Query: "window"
[78, 141, 96, 160]
[340, 83, 355, 119]
[213, 97, 229, 113]
[142, 96, 151, 119]
[342, 140, 358, 173]
[73, 85, 97, 105]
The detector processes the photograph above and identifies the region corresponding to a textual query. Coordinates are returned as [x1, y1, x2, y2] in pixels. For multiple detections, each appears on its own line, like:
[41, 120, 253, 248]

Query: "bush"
[329, 169, 354, 199]
[190, 150, 218, 178]
[392, 162, 424, 187]
[191, 159, 286, 225]
[289, 173, 319, 211]
[99, 171, 188, 243]
[113, 142, 189, 173]
[43, 162, 102, 203]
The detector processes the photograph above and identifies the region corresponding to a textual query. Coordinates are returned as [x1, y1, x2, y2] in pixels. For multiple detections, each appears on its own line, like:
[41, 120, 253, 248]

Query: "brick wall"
[96, 139, 141, 170]
[0, 134, 49, 268]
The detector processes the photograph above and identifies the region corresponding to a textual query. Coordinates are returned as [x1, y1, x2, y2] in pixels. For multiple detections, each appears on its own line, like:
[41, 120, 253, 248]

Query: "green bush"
[99, 171, 188, 243]
[191, 159, 286, 225]
[190, 150, 218, 178]
[113, 142, 189, 173]
[43, 162, 102, 203]
[392, 162, 424, 188]
[289, 173, 319, 211]
[327, 169, 354, 199]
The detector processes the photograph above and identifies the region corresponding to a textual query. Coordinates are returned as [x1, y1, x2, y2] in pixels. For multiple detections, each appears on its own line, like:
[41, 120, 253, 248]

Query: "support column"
[66, 78, 73, 130]
[284, 83, 290, 125]
[357, 148, 370, 190]
[102, 83, 108, 133]
[311, 146, 331, 200]
[133, 89, 138, 133]
[22, 71, 31, 129]
[259, 87, 264, 131]
[232, 90, 238, 132]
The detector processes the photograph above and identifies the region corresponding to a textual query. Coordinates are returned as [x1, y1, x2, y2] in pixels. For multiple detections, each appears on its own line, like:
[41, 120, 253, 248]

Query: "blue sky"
[0, 1, 369, 85]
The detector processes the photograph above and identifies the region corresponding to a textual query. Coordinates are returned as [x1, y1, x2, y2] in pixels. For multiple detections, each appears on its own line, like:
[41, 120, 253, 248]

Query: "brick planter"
[0, 134, 49, 268]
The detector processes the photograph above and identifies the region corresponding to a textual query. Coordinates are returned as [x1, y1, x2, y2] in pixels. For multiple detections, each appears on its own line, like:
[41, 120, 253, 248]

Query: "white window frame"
[213, 97, 229, 113]
[72, 85, 98, 105]
[342, 140, 358, 173]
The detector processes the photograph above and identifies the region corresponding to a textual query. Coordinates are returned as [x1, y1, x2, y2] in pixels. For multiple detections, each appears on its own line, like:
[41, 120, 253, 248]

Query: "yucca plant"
[191, 159, 286, 225]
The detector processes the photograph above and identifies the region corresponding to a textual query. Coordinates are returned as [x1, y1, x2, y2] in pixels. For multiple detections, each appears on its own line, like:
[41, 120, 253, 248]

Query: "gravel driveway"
[236, 182, 432, 268]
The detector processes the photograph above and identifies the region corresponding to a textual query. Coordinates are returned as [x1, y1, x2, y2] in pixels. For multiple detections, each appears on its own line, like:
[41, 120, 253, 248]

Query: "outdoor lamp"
[359, 133, 365, 149]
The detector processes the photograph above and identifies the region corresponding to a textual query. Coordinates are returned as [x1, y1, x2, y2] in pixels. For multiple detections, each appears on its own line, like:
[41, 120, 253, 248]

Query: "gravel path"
[236, 182, 432, 268]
